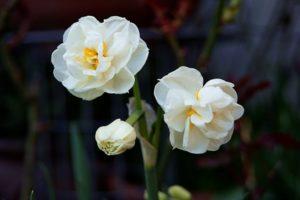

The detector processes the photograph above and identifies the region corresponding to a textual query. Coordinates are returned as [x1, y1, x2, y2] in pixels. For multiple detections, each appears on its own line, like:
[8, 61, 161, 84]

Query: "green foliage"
[70, 123, 92, 200]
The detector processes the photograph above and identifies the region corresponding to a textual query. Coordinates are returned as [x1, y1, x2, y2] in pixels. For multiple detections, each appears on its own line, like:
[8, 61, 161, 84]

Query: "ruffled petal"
[160, 66, 204, 96]
[205, 78, 238, 101]
[154, 81, 169, 109]
[164, 108, 187, 132]
[230, 103, 244, 120]
[103, 16, 140, 50]
[199, 86, 233, 110]
[69, 88, 104, 100]
[126, 39, 149, 75]
[102, 67, 134, 94]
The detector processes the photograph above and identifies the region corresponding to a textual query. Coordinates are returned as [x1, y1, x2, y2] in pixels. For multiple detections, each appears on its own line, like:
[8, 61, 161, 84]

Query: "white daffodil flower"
[51, 16, 149, 100]
[95, 119, 136, 155]
[154, 66, 244, 154]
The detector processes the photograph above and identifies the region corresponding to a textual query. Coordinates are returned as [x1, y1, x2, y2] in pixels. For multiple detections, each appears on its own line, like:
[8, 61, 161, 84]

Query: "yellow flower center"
[186, 108, 197, 117]
[82, 42, 108, 70]
[186, 107, 202, 129]
[83, 48, 98, 70]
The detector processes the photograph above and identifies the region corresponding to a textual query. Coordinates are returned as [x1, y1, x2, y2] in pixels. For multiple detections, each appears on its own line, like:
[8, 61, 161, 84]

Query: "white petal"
[103, 16, 129, 39]
[102, 67, 134, 94]
[213, 113, 234, 131]
[182, 119, 191, 147]
[63, 27, 71, 43]
[207, 127, 234, 151]
[164, 89, 187, 111]
[53, 69, 67, 82]
[108, 31, 134, 72]
[205, 79, 234, 88]
[51, 44, 68, 82]
[185, 126, 210, 154]
[204, 79, 237, 101]
[169, 127, 210, 154]
[62, 75, 79, 90]
[207, 139, 223, 151]
[222, 127, 234, 144]
[103, 16, 140, 50]
[64, 23, 85, 50]
[154, 82, 169, 109]
[78, 68, 115, 91]
[169, 129, 184, 150]
[78, 16, 101, 32]
[200, 86, 233, 109]
[51, 44, 67, 71]
[164, 108, 187, 132]
[154, 84, 194, 111]
[190, 105, 213, 127]
[84, 31, 102, 49]
[201, 121, 231, 140]
[69, 88, 104, 100]
[111, 120, 135, 140]
[64, 61, 86, 80]
[96, 119, 121, 141]
[126, 39, 149, 75]
[160, 66, 203, 96]
[230, 103, 244, 120]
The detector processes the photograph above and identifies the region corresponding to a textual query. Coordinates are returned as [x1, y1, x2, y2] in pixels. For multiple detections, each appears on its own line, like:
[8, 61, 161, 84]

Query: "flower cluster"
[51, 16, 244, 156]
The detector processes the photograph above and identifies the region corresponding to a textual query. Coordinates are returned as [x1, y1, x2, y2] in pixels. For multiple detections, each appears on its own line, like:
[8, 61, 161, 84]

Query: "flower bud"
[95, 119, 136, 155]
[168, 185, 191, 200]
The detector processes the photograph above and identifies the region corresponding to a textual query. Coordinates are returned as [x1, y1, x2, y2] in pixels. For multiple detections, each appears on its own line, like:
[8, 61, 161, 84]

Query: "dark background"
[0, 0, 300, 199]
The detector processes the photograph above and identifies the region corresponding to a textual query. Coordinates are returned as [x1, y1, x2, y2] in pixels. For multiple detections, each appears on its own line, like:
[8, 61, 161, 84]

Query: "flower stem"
[133, 78, 158, 200]
[126, 109, 143, 126]
[133, 79, 149, 139]
[144, 165, 159, 200]
[151, 107, 163, 148]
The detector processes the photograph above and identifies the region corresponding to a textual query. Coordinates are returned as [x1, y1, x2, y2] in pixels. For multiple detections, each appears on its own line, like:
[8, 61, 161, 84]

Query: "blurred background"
[1, 0, 300, 199]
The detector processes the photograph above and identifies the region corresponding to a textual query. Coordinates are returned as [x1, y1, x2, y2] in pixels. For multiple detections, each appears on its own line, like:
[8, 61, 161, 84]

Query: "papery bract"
[127, 97, 157, 134]
[51, 16, 149, 100]
[95, 119, 136, 155]
[154, 66, 244, 154]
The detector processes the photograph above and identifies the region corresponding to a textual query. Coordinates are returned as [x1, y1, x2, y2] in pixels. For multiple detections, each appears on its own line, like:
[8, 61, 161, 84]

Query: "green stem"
[133, 79, 149, 139]
[126, 109, 144, 126]
[144, 166, 159, 200]
[197, 0, 225, 68]
[133, 79, 158, 200]
[157, 142, 172, 184]
[151, 107, 163, 148]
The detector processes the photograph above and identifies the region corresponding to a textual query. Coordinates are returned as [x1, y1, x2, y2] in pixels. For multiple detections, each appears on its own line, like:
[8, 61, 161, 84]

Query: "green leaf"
[70, 123, 92, 200]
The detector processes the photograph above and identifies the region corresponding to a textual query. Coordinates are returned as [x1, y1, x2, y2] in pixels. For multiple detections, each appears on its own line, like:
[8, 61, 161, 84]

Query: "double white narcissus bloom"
[95, 119, 136, 155]
[51, 16, 149, 100]
[154, 67, 244, 154]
